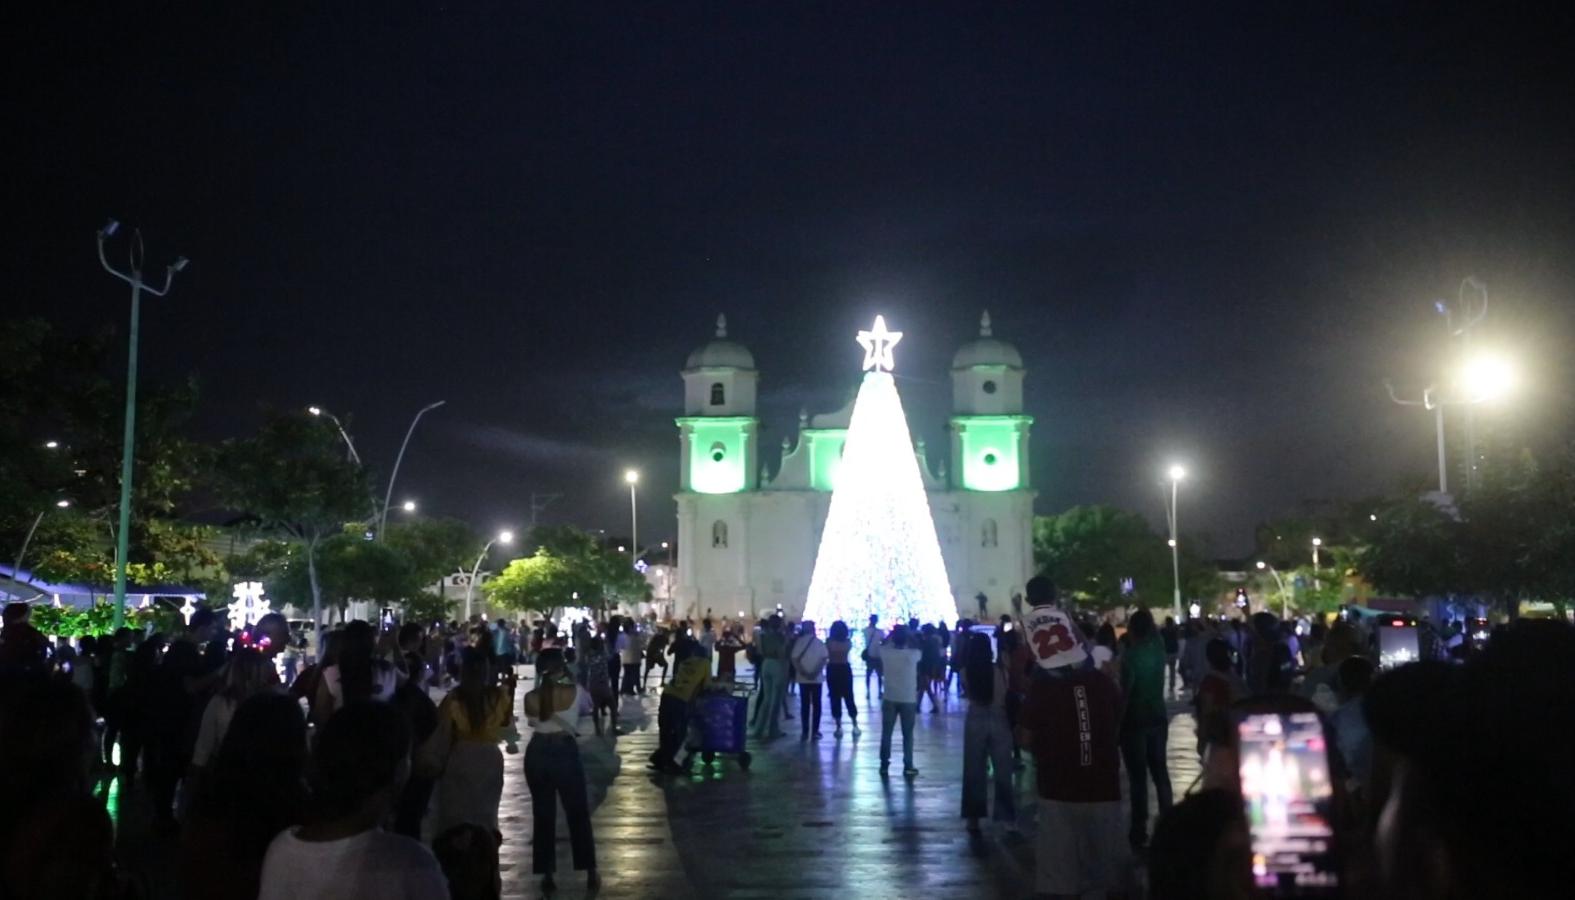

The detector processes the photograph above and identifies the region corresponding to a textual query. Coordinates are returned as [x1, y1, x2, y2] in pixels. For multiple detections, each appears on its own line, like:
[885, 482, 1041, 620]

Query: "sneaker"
[833, 726, 843, 738]
[852, 723, 862, 737]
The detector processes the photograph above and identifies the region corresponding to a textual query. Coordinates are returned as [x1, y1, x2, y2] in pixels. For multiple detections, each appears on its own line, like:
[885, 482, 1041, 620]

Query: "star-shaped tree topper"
[856, 315, 903, 372]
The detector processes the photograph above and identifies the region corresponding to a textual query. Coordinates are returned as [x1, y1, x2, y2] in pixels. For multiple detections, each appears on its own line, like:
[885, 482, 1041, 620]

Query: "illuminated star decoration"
[856, 315, 903, 372]
[228, 581, 270, 629]
[179, 596, 199, 624]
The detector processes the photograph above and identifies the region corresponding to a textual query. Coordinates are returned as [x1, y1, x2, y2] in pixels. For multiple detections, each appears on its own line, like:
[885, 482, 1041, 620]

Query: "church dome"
[951, 311, 1023, 369]
[685, 314, 756, 370]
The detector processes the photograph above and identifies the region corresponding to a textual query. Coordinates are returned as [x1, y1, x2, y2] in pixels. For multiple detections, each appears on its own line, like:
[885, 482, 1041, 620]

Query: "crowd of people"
[1, 581, 1570, 899]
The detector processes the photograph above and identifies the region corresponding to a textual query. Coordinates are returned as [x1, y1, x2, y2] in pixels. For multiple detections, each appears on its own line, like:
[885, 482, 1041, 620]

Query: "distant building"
[673, 312, 1036, 622]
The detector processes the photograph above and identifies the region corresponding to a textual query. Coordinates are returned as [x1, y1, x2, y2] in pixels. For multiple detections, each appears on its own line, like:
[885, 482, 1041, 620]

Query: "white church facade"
[672, 313, 1036, 623]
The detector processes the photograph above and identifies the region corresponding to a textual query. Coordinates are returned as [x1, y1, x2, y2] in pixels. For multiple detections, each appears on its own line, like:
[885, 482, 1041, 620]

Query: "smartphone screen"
[1377, 620, 1420, 668]
[1238, 711, 1339, 893]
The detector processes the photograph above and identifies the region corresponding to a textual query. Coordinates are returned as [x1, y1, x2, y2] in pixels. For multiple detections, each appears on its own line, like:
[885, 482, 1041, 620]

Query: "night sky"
[7, 4, 1574, 555]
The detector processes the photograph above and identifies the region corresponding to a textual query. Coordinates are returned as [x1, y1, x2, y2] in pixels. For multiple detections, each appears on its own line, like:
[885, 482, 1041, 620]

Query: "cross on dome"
[856, 315, 903, 372]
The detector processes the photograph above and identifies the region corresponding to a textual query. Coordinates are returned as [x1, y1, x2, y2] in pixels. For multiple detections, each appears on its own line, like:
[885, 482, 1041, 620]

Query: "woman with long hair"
[431, 647, 512, 839]
[1119, 608, 1173, 849]
[522, 648, 598, 893]
[181, 693, 308, 900]
[959, 632, 1016, 834]
[191, 649, 279, 776]
[824, 620, 860, 738]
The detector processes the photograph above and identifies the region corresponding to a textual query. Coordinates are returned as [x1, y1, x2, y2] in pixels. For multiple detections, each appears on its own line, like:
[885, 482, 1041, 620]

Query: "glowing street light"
[1256, 561, 1290, 619]
[401, 500, 418, 513]
[624, 469, 640, 566]
[465, 529, 514, 622]
[1457, 353, 1516, 403]
[13, 499, 72, 584]
[1164, 464, 1186, 620]
[306, 405, 362, 465]
[378, 401, 446, 540]
[44, 440, 59, 449]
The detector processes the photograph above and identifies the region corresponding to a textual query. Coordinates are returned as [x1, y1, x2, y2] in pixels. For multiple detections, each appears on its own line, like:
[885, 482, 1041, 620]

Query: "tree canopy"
[484, 525, 649, 617]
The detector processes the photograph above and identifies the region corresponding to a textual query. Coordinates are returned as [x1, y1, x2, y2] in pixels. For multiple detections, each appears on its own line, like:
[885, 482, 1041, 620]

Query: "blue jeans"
[961, 706, 1016, 822]
[1120, 722, 1174, 843]
[879, 701, 916, 768]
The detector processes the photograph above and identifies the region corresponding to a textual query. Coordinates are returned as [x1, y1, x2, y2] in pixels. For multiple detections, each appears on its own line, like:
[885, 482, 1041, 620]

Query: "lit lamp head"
[1256, 561, 1267, 570]
[624, 469, 640, 485]
[1459, 354, 1516, 402]
[498, 530, 514, 545]
[1312, 537, 1323, 547]
[307, 406, 322, 416]
[1167, 464, 1186, 482]
[44, 440, 59, 449]
[55, 499, 71, 509]
[401, 500, 417, 513]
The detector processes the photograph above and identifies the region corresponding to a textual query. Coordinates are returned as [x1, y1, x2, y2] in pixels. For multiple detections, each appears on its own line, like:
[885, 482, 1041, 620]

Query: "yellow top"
[665, 658, 711, 701]
[439, 687, 512, 743]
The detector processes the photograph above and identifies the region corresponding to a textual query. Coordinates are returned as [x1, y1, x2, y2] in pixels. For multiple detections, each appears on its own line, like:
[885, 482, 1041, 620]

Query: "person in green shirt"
[1119, 609, 1173, 850]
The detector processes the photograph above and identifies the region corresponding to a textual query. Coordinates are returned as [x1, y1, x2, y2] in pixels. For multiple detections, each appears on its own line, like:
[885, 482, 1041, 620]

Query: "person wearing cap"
[1015, 577, 1130, 899]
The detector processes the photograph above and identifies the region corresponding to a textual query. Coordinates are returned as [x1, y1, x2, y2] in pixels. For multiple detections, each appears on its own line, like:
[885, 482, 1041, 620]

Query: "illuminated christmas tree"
[803, 316, 957, 629]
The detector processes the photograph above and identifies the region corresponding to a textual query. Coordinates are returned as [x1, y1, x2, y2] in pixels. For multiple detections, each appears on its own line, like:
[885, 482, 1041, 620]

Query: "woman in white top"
[313, 621, 404, 725]
[790, 621, 828, 741]
[191, 649, 280, 770]
[522, 648, 598, 893]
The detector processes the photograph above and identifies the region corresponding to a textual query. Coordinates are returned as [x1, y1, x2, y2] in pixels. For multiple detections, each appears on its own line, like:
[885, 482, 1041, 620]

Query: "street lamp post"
[378, 401, 446, 540]
[1164, 464, 1186, 621]
[465, 530, 514, 623]
[307, 406, 362, 465]
[12, 500, 71, 583]
[624, 470, 640, 565]
[1256, 561, 1290, 619]
[1311, 537, 1323, 592]
[97, 221, 187, 630]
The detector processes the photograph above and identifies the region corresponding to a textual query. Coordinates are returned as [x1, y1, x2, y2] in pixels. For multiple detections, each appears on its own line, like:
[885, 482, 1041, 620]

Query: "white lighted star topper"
[856, 315, 903, 372]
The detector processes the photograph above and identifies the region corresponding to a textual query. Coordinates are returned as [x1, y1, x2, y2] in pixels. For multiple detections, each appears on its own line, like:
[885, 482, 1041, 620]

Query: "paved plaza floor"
[111, 668, 1202, 899]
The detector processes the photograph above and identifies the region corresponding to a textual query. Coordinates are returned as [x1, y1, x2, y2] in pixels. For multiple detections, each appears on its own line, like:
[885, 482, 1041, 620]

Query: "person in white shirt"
[258, 702, 448, 900]
[862, 615, 885, 697]
[876, 626, 924, 778]
[523, 648, 599, 893]
[791, 621, 829, 740]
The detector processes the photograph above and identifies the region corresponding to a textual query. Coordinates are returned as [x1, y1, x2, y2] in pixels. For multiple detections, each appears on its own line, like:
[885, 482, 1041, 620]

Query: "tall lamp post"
[378, 401, 446, 540]
[465, 530, 514, 623]
[97, 221, 188, 629]
[1164, 464, 1186, 621]
[12, 500, 71, 583]
[1256, 561, 1290, 619]
[307, 405, 362, 464]
[624, 470, 640, 565]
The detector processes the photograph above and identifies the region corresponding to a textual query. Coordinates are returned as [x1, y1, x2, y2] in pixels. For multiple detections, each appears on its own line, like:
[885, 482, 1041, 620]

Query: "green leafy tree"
[484, 525, 649, 619]
[1033, 506, 1173, 611]
[215, 412, 372, 636]
[382, 518, 483, 588]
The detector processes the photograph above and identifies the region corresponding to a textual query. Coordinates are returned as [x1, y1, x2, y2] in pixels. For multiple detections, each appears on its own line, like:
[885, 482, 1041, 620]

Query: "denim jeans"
[798, 681, 822, 737]
[879, 701, 917, 768]
[1120, 722, 1174, 843]
[961, 705, 1016, 822]
[523, 734, 596, 874]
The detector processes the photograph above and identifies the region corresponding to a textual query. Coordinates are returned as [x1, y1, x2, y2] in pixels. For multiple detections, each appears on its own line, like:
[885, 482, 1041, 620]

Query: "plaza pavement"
[110, 667, 1202, 900]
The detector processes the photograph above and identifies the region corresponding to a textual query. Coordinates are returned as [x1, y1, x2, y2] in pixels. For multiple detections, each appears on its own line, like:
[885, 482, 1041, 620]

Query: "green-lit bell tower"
[677, 314, 759, 493]
[950, 311, 1031, 492]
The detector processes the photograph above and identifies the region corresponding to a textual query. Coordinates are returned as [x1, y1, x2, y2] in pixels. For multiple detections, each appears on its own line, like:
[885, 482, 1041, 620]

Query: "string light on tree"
[803, 316, 956, 629]
[228, 581, 270, 628]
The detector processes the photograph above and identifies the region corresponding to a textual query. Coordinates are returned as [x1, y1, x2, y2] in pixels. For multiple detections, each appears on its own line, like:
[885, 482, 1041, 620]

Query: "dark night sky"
[7, 3, 1574, 554]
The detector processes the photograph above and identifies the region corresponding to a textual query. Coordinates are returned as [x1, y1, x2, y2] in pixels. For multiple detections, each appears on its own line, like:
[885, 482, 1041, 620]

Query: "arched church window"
[982, 519, 998, 548]
[712, 520, 729, 548]
[710, 382, 726, 406]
